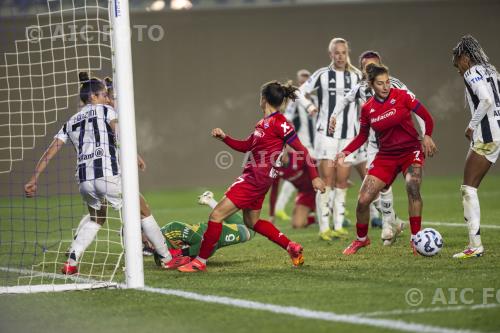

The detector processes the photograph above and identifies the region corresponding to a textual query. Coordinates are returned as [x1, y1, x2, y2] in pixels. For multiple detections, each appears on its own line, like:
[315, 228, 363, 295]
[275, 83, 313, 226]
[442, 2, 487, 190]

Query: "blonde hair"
[328, 37, 361, 75]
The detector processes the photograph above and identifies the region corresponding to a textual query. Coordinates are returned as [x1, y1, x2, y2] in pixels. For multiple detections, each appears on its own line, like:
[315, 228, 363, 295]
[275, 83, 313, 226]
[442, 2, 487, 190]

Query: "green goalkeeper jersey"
[161, 213, 253, 257]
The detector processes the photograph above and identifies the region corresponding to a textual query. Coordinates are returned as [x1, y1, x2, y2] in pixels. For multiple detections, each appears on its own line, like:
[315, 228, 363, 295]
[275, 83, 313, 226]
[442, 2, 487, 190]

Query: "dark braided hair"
[452, 35, 496, 74]
[261, 80, 298, 108]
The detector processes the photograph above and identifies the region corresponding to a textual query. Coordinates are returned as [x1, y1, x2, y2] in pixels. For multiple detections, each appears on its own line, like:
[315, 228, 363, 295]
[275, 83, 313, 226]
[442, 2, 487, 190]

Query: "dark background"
[1, 0, 499, 194]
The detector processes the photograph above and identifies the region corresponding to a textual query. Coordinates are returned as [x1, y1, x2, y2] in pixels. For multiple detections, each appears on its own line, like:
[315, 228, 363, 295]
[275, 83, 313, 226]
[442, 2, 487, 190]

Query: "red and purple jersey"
[223, 111, 318, 188]
[343, 88, 434, 156]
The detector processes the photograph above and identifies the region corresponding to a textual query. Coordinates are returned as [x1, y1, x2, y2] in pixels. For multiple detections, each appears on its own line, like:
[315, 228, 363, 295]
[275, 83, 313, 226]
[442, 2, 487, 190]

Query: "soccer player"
[329, 50, 424, 245]
[296, 37, 362, 241]
[274, 69, 317, 221]
[269, 147, 317, 229]
[332, 64, 437, 255]
[177, 81, 325, 272]
[156, 191, 253, 269]
[24, 72, 174, 274]
[451, 35, 500, 258]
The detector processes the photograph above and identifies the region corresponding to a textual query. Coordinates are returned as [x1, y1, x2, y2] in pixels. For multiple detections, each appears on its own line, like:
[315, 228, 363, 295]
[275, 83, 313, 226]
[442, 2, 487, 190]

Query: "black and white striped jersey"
[55, 104, 120, 183]
[297, 66, 361, 139]
[284, 94, 318, 148]
[463, 64, 500, 143]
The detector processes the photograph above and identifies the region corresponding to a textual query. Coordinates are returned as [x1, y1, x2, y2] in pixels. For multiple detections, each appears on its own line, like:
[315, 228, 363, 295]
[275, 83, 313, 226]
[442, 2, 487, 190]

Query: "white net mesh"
[0, 0, 125, 292]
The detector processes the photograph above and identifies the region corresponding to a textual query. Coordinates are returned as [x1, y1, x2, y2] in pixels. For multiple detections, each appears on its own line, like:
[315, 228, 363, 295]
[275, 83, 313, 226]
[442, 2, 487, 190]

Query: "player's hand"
[328, 116, 336, 135]
[333, 152, 348, 168]
[422, 135, 437, 158]
[307, 105, 318, 116]
[212, 128, 226, 140]
[24, 178, 37, 197]
[465, 127, 473, 141]
[312, 177, 326, 193]
[137, 154, 146, 171]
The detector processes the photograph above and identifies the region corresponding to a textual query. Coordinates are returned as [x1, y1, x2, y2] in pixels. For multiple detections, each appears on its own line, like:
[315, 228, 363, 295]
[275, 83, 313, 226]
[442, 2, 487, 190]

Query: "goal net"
[0, 0, 128, 293]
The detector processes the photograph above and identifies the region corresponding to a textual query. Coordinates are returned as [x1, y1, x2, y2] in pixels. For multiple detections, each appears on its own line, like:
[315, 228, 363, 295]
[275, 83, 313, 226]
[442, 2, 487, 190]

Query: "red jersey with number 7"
[343, 88, 434, 156]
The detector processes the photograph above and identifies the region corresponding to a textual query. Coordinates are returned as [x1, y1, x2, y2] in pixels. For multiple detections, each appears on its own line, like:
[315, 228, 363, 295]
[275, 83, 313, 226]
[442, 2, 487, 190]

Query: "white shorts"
[304, 143, 316, 159]
[470, 140, 500, 164]
[313, 133, 357, 164]
[351, 143, 368, 166]
[366, 141, 379, 168]
[79, 175, 122, 210]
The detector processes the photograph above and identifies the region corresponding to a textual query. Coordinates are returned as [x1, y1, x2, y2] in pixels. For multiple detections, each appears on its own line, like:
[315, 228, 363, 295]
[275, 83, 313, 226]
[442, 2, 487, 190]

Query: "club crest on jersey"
[369, 108, 376, 114]
[390, 99, 396, 105]
[264, 122, 270, 129]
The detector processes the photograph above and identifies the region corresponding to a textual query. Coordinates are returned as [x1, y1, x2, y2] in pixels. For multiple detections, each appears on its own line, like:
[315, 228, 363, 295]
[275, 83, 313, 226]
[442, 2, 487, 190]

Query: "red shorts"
[368, 148, 425, 185]
[295, 191, 316, 211]
[225, 176, 269, 211]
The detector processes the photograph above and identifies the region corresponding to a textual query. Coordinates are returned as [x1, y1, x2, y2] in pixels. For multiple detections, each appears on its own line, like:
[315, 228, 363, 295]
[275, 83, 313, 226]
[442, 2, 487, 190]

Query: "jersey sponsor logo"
[370, 109, 397, 124]
[494, 110, 500, 117]
[77, 147, 104, 162]
[471, 76, 483, 83]
[254, 128, 265, 138]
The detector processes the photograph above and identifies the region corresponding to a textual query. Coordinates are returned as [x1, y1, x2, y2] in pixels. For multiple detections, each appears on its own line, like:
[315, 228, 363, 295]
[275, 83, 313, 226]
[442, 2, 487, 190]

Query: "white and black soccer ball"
[414, 228, 443, 257]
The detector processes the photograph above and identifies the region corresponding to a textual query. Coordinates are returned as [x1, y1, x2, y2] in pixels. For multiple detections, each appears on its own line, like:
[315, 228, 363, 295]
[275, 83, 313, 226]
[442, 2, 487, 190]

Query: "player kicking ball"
[331, 64, 437, 255]
[177, 81, 325, 272]
[155, 191, 254, 269]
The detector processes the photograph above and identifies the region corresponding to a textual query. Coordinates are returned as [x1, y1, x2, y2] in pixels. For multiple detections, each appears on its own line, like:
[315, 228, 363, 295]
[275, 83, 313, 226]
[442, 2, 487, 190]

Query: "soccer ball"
[414, 228, 443, 257]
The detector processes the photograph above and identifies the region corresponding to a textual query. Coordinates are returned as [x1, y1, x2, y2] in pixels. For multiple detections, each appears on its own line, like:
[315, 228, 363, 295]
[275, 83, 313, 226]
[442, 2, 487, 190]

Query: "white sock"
[380, 187, 396, 226]
[276, 181, 296, 212]
[206, 198, 218, 209]
[328, 189, 336, 214]
[69, 220, 101, 266]
[141, 215, 171, 260]
[316, 186, 331, 233]
[333, 188, 347, 230]
[461, 185, 482, 248]
[74, 214, 91, 239]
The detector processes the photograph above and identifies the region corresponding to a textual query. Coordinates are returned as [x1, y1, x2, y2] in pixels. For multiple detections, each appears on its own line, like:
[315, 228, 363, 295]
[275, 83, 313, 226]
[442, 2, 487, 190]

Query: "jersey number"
[413, 150, 421, 162]
[486, 77, 500, 108]
[72, 117, 101, 154]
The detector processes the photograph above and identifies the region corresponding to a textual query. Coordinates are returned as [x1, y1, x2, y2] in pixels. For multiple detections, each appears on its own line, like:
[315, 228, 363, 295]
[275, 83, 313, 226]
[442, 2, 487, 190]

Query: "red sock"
[356, 223, 369, 239]
[306, 216, 316, 227]
[409, 216, 422, 235]
[198, 221, 223, 260]
[253, 219, 290, 250]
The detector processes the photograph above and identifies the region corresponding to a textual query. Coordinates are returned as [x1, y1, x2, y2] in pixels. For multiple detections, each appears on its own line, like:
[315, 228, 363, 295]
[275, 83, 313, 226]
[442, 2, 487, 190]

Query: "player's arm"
[25, 128, 66, 197]
[296, 69, 322, 115]
[329, 83, 360, 134]
[405, 92, 437, 157]
[212, 128, 253, 153]
[337, 108, 370, 164]
[283, 100, 296, 122]
[465, 70, 493, 139]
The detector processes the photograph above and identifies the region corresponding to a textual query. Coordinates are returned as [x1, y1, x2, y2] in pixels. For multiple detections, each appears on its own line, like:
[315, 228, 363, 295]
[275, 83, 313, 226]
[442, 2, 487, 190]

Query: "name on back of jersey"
[73, 108, 97, 123]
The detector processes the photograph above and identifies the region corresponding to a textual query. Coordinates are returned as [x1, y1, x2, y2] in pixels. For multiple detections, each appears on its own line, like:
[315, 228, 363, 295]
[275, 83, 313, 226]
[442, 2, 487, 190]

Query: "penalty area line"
[424, 221, 500, 230]
[139, 285, 482, 333]
[354, 303, 500, 317]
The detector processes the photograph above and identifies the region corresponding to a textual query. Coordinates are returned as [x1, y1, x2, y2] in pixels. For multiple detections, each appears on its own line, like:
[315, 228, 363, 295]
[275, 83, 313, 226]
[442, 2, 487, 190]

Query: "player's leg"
[354, 147, 381, 228]
[178, 196, 239, 272]
[198, 190, 244, 225]
[454, 148, 492, 258]
[244, 209, 304, 266]
[404, 163, 424, 254]
[332, 146, 351, 238]
[291, 204, 312, 229]
[139, 194, 172, 263]
[275, 180, 296, 221]
[343, 175, 386, 255]
[316, 158, 335, 240]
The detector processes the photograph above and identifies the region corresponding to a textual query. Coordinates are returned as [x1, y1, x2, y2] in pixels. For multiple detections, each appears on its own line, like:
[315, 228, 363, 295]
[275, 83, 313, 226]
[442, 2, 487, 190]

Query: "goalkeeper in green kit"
[154, 191, 254, 269]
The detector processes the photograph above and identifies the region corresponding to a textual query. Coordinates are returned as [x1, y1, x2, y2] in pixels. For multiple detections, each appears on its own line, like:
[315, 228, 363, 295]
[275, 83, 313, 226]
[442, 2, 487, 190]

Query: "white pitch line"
[0, 266, 481, 333]
[424, 221, 500, 230]
[354, 303, 500, 317]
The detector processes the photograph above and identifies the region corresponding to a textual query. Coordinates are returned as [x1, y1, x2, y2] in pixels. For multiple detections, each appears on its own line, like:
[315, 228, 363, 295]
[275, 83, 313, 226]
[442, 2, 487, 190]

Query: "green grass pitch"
[1, 174, 500, 333]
